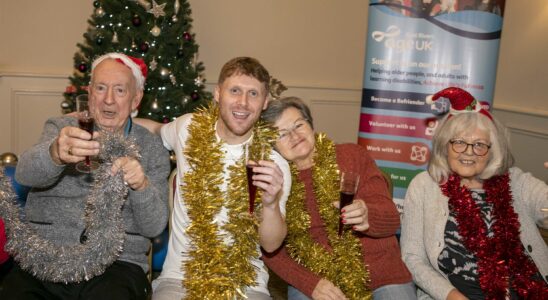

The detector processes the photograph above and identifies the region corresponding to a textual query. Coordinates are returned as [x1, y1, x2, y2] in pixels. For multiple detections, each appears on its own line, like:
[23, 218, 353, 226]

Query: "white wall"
[1, 0, 546, 181]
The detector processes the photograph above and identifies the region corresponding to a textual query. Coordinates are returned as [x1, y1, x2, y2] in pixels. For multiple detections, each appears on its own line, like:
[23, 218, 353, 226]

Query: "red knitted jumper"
[263, 143, 412, 297]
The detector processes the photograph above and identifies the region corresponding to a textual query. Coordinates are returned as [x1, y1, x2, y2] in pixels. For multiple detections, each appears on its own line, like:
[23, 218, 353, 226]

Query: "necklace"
[181, 104, 277, 299]
[285, 134, 371, 299]
[441, 173, 548, 299]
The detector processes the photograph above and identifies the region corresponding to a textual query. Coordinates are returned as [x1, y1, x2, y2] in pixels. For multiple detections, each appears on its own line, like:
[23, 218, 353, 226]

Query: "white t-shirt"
[157, 113, 291, 296]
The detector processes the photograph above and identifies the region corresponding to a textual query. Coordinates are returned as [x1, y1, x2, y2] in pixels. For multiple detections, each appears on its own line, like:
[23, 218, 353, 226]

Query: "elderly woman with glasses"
[261, 96, 415, 300]
[401, 87, 548, 300]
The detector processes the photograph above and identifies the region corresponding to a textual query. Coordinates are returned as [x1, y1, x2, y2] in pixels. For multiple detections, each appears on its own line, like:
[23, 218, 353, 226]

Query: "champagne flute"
[75, 94, 99, 173]
[338, 171, 360, 236]
[245, 143, 267, 215]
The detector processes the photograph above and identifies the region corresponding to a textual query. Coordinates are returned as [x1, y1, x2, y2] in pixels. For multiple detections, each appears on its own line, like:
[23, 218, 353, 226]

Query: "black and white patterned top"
[438, 189, 492, 300]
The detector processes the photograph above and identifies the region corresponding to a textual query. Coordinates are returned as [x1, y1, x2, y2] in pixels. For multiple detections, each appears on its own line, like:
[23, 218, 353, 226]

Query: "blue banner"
[359, 0, 505, 211]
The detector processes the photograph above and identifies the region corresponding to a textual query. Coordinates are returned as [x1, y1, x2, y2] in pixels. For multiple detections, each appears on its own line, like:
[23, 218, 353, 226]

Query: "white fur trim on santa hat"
[449, 100, 482, 115]
[425, 94, 434, 104]
[91, 53, 146, 90]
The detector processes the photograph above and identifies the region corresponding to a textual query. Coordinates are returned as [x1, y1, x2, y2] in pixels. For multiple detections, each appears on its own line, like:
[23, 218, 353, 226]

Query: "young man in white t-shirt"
[137, 57, 291, 299]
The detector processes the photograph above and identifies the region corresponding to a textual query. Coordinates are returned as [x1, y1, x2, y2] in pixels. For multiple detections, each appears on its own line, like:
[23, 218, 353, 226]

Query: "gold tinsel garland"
[285, 134, 372, 299]
[181, 104, 277, 299]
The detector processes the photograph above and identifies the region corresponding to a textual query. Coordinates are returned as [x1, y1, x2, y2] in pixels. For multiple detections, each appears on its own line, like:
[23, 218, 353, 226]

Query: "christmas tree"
[62, 0, 211, 123]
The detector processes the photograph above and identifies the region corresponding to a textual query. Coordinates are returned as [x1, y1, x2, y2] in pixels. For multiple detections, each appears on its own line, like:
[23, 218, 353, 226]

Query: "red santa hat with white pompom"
[426, 87, 492, 120]
[91, 53, 148, 90]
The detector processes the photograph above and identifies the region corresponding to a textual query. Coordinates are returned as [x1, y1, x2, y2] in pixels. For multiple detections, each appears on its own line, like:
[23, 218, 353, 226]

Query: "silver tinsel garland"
[0, 132, 140, 283]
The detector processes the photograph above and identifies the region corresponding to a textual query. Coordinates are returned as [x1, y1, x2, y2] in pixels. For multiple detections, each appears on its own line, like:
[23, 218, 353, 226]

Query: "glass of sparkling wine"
[245, 143, 267, 215]
[338, 171, 360, 236]
[75, 94, 99, 173]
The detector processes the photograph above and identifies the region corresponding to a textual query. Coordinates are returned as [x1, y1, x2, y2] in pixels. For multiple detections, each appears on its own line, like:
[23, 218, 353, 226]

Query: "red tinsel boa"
[441, 173, 548, 300]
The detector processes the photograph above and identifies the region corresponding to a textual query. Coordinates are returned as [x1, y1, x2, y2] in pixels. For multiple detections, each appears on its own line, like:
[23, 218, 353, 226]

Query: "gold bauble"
[0, 152, 18, 167]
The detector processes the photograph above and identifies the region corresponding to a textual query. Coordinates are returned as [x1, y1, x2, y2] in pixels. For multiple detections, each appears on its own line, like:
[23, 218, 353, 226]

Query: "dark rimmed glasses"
[449, 139, 491, 156]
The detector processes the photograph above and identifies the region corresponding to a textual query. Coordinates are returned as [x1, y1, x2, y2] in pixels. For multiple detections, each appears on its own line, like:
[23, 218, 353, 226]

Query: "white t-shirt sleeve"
[271, 151, 291, 217]
[160, 119, 177, 151]
[160, 113, 193, 151]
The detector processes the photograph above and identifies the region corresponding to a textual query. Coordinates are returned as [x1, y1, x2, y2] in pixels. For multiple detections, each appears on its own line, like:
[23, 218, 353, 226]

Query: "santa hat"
[91, 53, 147, 90]
[426, 87, 492, 120]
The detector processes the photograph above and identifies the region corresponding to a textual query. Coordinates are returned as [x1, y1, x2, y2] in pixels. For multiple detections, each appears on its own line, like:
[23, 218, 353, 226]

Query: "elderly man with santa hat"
[1, 53, 170, 300]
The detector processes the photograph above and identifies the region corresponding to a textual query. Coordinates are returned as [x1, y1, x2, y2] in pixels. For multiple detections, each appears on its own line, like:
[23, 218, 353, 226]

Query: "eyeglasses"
[449, 139, 491, 156]
[278, 118, 309, 141]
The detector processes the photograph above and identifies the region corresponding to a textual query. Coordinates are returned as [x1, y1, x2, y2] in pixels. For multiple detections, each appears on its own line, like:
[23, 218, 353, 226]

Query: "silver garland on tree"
[0, 131, 140, 283]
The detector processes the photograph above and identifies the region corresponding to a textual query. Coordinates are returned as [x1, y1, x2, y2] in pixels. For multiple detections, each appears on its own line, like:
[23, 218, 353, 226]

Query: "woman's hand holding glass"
[336, 199, 370, 232]
[337, 172, 362, 236]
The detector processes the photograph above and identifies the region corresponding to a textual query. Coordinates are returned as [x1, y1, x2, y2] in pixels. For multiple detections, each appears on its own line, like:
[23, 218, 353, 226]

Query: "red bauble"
[132, 15, 142, 27]
[183, 32, 192, 41]
[65, 85, 77, 94]
[78, 63, 88, 73]
[139, 42, 149, 53]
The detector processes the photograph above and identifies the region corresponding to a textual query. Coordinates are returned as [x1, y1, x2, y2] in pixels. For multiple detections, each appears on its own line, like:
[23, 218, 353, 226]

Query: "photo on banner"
[359, 0, 506, 214]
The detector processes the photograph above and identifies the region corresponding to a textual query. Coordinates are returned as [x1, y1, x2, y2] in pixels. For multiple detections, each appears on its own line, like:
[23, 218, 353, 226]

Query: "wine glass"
[245, 143, 267, 215]
[338, 171, 360, 236]
[75, 94, 99, 173]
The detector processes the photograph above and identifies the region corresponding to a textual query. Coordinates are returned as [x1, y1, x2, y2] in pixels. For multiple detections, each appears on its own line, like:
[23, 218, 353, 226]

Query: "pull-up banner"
[359, 1, 505, 212]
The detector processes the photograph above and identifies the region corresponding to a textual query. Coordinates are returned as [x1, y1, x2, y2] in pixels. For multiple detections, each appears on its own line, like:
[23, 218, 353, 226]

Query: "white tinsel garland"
[0, 132, 140, 283]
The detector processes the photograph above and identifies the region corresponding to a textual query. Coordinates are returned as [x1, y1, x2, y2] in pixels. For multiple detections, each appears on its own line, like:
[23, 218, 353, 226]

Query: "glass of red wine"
[338, 171, 360, 236]
[245, 143, 267, 216]
[75, 94, 99, 173]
